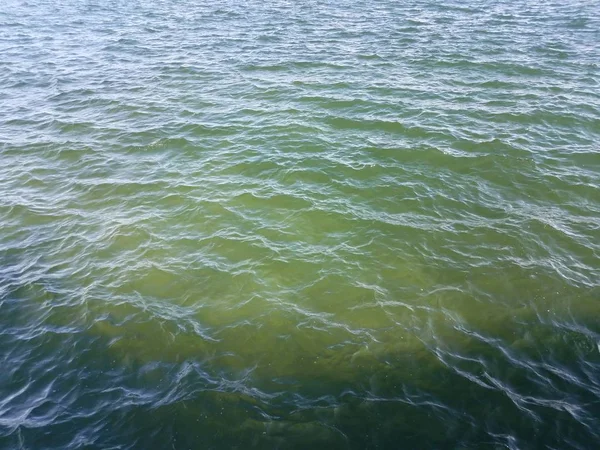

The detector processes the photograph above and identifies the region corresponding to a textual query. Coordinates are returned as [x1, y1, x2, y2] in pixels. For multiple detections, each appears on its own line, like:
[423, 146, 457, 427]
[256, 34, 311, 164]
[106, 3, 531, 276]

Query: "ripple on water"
[1, 0, 600, 448]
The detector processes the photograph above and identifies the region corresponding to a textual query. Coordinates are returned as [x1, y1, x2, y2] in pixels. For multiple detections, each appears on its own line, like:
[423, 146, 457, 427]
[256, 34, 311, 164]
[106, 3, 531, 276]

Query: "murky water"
[1, 0, 599, 448]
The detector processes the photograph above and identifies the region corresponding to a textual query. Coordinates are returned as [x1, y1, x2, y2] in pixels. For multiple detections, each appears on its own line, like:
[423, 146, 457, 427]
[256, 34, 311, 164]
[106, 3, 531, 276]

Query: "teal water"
[1, 0, 599, 448]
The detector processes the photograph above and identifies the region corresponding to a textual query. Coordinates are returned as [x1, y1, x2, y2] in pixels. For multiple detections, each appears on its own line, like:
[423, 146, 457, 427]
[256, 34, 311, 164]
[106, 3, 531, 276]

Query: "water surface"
[1, 0, 599, 448]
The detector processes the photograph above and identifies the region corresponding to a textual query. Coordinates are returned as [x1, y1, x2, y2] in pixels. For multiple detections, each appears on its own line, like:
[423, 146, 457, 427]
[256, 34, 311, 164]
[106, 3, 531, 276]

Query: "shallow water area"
[1, 0, 600, 449]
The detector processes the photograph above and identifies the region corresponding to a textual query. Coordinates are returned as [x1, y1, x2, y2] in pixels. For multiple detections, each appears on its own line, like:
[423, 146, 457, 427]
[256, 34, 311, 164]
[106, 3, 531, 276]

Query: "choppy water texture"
[1, 0, 600, 448]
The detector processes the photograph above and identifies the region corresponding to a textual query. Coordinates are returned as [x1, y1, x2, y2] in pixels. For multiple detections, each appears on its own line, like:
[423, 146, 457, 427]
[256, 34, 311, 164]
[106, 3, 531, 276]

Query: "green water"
[1, 0, 599, 448]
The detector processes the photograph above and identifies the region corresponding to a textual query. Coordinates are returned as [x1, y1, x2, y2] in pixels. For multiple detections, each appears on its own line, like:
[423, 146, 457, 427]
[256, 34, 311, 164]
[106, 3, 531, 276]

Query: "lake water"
[1, 0, 599, 448]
